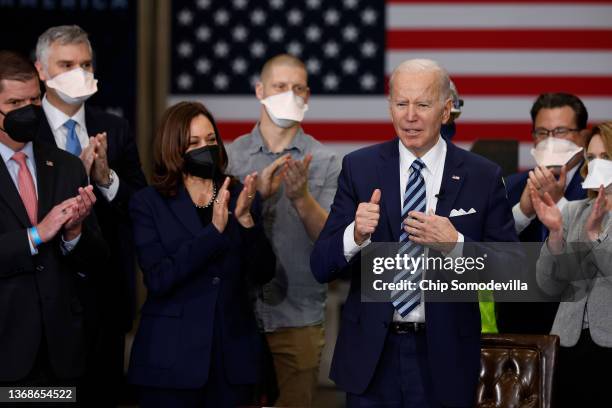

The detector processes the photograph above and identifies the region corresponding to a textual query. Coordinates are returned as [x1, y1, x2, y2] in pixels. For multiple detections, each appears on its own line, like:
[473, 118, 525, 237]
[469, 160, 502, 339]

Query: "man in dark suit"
[0, 50, 107, 386]
[496, 93, 589, 334]
[311, 59, 517, 407]
[33, 25, 147, 403]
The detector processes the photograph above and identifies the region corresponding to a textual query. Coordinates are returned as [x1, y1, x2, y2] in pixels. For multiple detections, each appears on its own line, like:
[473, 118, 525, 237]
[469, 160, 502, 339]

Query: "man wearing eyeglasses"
[497, 92, 589, 334]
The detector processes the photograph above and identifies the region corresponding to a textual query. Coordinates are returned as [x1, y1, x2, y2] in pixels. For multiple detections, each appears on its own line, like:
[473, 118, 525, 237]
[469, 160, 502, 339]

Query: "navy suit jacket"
[311, 139, 517, 406]
[0, 142, 108, 381]
[127, 183, 275, 389]
[504, 165, 586, 242]
[38, 105, 147, 331]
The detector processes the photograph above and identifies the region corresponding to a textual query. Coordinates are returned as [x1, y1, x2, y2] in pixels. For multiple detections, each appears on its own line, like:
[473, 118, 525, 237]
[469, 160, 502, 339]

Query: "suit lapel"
[377, 140, 401, 242]
[168, 185, 202, 236]
[37, 111, 58, 147]
[84, 106, 103, 135]
[33, 142, 57, 222]
[566, 159, 586, 200]
[435, 143, 466, 218]
[0, 156, 30, 227]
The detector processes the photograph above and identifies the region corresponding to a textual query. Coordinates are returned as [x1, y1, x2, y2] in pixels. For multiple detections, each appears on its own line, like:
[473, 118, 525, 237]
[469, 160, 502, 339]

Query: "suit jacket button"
[35, 265, 45, 272]
[212, 277, 220, 285]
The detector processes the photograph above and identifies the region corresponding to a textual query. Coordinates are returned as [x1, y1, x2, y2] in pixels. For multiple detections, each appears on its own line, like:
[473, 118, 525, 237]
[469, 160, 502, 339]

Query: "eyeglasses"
[532, 127, 580, 139]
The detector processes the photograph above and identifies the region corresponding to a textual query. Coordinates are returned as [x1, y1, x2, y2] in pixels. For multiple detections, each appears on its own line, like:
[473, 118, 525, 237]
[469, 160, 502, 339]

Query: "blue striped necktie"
[64, 119, 82, 156]
[392, 158, 426, 317]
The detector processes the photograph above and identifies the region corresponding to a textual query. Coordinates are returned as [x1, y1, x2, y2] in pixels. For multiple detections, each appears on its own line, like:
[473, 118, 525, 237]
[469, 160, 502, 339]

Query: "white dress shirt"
[343, 136, 464, 323]
[42, 95, 119, 201]
[512, 164, 579, 234]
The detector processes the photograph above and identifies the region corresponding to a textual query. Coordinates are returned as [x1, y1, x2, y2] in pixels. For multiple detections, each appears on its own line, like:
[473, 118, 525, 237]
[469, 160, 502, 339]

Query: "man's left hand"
[403, 210, 458, 253]
[91, 132, 111, 186]
[63, 185, 97, 240]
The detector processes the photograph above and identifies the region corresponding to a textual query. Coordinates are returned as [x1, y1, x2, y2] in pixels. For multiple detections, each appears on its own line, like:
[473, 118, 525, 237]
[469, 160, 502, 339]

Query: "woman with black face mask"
[127, 101, 275, 407]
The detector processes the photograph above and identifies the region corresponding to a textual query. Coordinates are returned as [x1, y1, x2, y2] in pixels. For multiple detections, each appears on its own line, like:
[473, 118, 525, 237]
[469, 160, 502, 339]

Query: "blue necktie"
[64, 119, 82, 156]
[392, 159, 427, 317]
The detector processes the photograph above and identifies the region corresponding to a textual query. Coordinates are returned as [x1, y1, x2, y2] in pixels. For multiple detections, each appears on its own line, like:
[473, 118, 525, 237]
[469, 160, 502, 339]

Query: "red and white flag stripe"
[169, 1, 612, 170]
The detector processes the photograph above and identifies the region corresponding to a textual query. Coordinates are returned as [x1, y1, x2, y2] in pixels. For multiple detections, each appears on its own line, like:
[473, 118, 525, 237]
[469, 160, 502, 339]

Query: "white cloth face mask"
[46, 68, 98, 105]
[582, 158, 612, 190]
[531, 137, 583, 168]
[260, 90, 308, 129]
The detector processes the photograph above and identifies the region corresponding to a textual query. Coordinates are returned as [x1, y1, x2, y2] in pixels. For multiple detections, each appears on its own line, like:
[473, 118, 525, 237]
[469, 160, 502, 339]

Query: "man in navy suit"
[0, 50, 108, 387]
[311, 59, 517, 407]
[497, 93, 589, 334]
[34, 25, 147, 405]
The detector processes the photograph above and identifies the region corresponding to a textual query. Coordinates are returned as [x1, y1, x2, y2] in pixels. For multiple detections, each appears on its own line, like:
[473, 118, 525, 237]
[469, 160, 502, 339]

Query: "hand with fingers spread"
[235, 172, 258, 228]
[283, 154, 312, 201]
[585, 185, 609, 241]
[257, 153, 289, 200]
[212, 177, 231, 233]
[36, 197, 78, 243]
[529, 179, 564, 254]
[79, 137, 98, 177]
[63, 185, 97, 240]
[91, 132, 111, 186]
[403, 209, 458, 253]
[354, 189, 381, 245]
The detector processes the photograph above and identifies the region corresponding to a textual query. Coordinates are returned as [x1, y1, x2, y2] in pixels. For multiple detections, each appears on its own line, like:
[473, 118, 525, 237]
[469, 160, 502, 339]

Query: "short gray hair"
[388, 58, 451, 102]
[35, 25, 92, 68]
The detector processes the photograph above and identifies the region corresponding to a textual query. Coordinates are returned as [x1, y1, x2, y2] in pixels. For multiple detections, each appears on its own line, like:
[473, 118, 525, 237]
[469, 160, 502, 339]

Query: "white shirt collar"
[398, 135, 446, 175]
[42, 94, 86, 132]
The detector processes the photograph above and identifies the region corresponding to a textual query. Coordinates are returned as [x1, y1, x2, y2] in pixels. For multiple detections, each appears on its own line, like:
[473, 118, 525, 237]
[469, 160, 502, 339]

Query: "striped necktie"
[392, 158, 426, 317]
[64, 119, 82, 156]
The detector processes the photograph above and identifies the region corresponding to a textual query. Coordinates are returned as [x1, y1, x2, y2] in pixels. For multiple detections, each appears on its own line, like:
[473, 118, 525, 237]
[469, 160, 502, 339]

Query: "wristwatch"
[98, 171, 114, 189]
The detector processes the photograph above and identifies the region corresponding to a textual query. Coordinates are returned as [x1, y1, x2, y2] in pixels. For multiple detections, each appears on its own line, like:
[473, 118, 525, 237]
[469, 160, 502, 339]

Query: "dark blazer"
[127, 183, 275, 389]
[310, 140, 518, 407]
[38, 105, 147, 331]
[504, 165, 586, 242]
[0, 141, 108, 382]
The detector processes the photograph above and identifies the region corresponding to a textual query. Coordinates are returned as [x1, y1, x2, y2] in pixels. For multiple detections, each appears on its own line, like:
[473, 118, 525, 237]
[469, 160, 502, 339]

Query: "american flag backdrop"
[169, 0, 612, 169]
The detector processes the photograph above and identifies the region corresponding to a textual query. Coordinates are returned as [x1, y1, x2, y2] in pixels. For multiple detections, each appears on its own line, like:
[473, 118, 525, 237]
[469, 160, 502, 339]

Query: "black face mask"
[0, 104, 42, 143]
[183, 145, 220, 179]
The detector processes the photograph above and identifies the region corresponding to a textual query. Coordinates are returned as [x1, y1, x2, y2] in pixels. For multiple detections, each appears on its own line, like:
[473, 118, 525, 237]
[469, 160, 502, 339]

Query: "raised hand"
[529, 179, 564, 254]
[212, 177, 231, 233]
[235, 172, 257, 228]
[283, 154, 312, 201]
[257, 153, 289, 199]
[354, 189, 381, 245]
[63, 185, 97, 240]
[91, 132, 111, 186]
[36, 197, 78, 243]
[529, 179, 563, 233]
[79, 137, 98, 177]
[585, 185, 609, 241]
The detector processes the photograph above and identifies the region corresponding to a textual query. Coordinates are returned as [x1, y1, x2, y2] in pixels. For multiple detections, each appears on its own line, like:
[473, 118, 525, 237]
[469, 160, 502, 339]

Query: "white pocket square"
[449, 208, 477, 217]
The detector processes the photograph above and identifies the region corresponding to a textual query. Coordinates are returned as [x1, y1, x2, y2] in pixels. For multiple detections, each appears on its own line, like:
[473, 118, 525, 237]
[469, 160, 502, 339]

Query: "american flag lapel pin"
[45, 160, 54, 167]
[452, 175, 460, 180]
